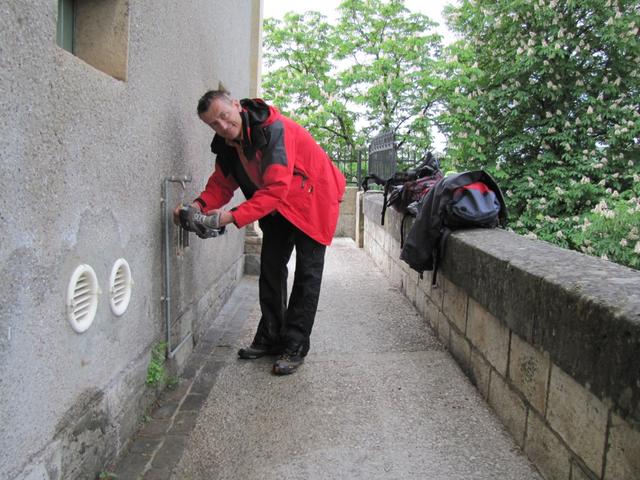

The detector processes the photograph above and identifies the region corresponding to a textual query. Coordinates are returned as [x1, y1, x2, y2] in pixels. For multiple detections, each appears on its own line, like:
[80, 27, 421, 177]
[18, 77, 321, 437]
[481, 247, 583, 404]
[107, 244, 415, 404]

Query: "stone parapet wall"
[363, 193, 640, 480]
[335, 186, 359, 240]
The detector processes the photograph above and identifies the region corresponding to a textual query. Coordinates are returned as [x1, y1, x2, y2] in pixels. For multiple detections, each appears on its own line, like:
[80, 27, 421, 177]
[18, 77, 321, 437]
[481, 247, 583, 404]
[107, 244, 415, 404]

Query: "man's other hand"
[173, 203, 201, 225]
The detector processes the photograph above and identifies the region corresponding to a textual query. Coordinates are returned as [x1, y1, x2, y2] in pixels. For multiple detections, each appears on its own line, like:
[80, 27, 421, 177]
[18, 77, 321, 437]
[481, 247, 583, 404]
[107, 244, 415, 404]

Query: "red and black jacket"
[194, 99, 346, 246]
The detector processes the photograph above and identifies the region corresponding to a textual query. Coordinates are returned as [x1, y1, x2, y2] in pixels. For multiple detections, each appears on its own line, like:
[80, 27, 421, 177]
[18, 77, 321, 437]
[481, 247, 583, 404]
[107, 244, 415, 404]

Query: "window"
[56, 0, 75, 53]
[56, 0, 130, 81]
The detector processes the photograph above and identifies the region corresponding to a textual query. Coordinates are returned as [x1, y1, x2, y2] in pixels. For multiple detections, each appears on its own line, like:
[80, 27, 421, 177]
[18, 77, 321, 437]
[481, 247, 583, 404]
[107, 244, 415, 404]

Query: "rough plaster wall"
[0, 0, 257, 477]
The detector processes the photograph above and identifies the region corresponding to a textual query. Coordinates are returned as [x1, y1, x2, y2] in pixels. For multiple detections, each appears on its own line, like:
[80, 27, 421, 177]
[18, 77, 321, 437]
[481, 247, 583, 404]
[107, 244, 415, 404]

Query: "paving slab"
[171, 238, 542, 480]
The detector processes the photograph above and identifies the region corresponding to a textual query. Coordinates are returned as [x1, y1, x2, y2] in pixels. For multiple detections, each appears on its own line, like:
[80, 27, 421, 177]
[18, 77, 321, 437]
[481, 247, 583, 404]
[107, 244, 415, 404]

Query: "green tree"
[441, 0, 640, 268]
[334, 0, 442, 161]
[262, 12, 360, 163]
[262, 1, 443, 166]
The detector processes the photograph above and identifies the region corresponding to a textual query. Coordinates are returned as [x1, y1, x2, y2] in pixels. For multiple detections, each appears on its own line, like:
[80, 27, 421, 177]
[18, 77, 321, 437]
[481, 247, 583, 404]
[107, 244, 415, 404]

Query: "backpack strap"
[400, 213, 410, 248]
[432, 227, 452, 287]
[381, 180, 393, 225]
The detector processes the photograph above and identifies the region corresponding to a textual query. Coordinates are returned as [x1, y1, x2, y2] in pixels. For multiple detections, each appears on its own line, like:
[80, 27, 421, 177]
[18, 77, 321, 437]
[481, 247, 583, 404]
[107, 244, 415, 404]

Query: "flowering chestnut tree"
[441, 0, 640, 268]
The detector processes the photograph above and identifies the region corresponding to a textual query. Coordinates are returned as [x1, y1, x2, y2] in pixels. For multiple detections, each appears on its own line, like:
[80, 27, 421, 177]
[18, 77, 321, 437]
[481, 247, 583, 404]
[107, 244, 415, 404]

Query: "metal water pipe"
[161, 175, 192, 359]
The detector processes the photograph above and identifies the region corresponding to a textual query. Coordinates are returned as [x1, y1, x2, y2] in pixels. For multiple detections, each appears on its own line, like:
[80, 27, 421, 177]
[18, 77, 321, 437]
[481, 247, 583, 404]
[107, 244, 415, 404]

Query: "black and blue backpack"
[400, 170, 508, 285]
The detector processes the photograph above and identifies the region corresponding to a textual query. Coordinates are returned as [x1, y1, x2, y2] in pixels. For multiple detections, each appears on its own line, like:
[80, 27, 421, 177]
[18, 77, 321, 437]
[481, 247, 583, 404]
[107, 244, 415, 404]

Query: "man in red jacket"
[181, 90, 346, 375]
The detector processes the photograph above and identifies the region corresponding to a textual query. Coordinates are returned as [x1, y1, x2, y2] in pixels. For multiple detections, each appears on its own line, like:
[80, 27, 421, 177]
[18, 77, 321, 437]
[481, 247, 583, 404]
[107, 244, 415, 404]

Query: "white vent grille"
[109, 258, 132, 316]
[66, 265, 99, 333]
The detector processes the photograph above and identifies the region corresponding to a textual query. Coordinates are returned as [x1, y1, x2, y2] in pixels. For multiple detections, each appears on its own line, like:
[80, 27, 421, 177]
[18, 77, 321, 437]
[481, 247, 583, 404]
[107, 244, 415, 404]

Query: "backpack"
[400, 171, 507, 285]
[361, 152, 442, 225]
[444, 181, 502, 229]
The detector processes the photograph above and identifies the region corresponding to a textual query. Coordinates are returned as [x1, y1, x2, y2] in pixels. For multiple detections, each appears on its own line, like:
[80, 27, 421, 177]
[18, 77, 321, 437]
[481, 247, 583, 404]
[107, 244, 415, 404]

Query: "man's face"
[199, 98, 243, 141]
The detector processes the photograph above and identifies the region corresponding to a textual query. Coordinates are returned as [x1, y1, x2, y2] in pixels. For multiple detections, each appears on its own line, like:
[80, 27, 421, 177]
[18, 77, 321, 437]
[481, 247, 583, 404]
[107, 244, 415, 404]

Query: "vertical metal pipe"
[162, 176, 191, 359]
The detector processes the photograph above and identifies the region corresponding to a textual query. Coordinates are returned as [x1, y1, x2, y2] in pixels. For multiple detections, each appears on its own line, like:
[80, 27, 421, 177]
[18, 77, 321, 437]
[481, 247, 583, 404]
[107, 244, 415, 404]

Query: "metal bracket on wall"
[161, 175, 193, 359]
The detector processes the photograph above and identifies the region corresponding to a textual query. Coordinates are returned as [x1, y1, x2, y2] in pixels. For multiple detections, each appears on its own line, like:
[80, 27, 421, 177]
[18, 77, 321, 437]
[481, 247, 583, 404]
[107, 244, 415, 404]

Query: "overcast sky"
[263, 0, 458, 44]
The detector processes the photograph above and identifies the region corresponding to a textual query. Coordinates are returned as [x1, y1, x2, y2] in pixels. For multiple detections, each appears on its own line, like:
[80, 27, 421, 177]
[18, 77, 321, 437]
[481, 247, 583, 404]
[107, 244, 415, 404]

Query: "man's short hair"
[197, 89, 233, 115]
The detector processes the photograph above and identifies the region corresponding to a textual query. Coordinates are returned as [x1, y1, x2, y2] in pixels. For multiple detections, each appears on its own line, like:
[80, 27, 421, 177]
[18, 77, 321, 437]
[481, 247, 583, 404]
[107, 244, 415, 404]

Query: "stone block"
[467, 298, 510, 376]
[402, 270, 417, 306]
[339, 186, 358, 215]
[525, 411, 572, 480]
[449, 327, 470, 372]
[604, 412, 640, 480]
[509, 333, 551, 415]
[425, 297, 440, 331]
[571, 461, 597, 480]
[469, 347, 491, 399]
[436, 312, 450, 348]
[244, 242, 262, 254]
[488, 373, 527, 447]
[421, 274, 444, 310]
[547, 365, 608, 475]
[442, 277, 468, 334]
[414, 287, 428, 318]
[244, 255, 260, 275]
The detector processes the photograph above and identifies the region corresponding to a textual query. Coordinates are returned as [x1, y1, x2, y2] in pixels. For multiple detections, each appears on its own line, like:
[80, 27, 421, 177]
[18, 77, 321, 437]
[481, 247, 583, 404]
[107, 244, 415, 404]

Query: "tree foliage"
[262, 0, 442, 163]
[262, 12, 359, 162]
[442, 0, 640, 268]
[262, 0, 640, 269]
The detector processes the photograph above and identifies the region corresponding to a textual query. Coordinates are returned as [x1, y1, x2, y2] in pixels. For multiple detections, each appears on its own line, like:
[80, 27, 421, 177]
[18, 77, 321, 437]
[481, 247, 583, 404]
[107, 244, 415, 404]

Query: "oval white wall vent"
[109, 258, 132, 316]
[66, 264, 99, 333]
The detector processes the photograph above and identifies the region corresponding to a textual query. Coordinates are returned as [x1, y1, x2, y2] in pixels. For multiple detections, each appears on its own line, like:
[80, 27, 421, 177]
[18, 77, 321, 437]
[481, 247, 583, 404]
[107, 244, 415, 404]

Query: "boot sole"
[238, 349, 280, 360]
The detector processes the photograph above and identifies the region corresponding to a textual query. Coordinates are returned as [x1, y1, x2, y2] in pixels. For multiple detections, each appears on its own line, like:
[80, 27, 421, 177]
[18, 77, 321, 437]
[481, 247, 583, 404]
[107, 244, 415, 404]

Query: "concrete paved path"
[167, 238, 541, 479]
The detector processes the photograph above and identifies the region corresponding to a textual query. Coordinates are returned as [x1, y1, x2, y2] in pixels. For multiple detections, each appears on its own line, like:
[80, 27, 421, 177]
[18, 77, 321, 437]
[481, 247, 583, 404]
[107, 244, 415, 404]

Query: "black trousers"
[254, 213, 326, 355]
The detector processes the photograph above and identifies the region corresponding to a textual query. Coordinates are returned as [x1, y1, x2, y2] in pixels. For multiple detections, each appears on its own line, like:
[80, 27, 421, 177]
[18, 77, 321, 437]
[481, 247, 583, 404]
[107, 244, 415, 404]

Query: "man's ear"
[232, 99, 242, 111]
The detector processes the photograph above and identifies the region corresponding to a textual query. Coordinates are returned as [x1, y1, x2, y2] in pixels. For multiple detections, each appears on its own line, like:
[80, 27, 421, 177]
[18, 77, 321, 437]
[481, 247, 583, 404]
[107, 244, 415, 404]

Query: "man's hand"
[177, 205, 229, 239]
[173, 203, 201, 225]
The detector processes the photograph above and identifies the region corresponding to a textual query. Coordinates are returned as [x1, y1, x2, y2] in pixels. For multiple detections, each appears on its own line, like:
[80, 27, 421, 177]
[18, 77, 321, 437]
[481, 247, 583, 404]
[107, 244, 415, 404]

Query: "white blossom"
[587, 106, 594, 114]
[601, 254, 609, 261]
[556, 231, 565, 239]
[524, 232, 538, 240]
[620, 239, 628, 247]
[635, 242, 640, 254]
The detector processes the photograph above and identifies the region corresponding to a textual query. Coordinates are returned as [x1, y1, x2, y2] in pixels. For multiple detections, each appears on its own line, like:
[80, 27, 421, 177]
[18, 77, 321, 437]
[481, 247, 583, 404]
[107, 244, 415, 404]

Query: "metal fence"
[368, 131, 397, 180]
[333, 131, 400, 187]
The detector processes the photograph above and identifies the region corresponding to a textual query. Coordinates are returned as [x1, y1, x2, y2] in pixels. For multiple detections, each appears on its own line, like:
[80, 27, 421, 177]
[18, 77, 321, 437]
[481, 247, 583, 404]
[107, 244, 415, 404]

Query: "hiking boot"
[237, 343, 280, 360]
[272, 351, 305, 375]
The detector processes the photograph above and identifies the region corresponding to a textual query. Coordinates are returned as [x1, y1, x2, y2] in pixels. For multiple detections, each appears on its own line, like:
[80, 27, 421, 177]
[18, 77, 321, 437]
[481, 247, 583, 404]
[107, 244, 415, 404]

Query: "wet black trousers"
[253, 213, 326, 356]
